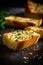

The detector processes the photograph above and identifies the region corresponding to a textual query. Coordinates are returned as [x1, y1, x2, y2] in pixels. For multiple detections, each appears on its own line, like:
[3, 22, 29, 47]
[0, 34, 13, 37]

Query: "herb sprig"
[0, 11, 9, 29]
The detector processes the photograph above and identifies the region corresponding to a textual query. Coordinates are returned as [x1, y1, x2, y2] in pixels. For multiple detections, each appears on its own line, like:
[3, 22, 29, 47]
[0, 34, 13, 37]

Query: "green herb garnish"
[0, 11, 9, 29]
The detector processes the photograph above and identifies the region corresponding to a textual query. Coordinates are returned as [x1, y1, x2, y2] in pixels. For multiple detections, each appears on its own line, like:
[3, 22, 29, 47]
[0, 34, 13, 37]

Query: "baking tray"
[0, 8, 43, 65]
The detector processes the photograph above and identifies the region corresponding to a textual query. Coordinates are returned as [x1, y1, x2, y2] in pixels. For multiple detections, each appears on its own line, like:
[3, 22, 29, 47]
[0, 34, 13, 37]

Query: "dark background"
[0, 0, 26, 8]
[0, 0, 43, 8]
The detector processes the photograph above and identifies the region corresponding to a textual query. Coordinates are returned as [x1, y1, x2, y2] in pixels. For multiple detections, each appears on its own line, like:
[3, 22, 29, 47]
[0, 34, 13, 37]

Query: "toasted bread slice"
[2, 29, 40, 51]
[5, 16, 42, 27]
[25, 26, 43, 38]
[28, 0, 43, 14]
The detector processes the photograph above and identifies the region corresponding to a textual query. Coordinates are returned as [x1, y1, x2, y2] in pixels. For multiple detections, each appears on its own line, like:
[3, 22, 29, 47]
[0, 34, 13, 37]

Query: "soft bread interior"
[2, 30, 40, 51]
[25, 26, 43, 38]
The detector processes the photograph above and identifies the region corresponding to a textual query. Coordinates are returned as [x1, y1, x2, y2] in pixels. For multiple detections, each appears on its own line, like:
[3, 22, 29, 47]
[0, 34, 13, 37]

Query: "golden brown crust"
[20, 35, 40, 50]
[5, 16, 42, 28]
[28, 0, 43, 14]
[24, 0, 43, 24]
[2, 30, 40, 51]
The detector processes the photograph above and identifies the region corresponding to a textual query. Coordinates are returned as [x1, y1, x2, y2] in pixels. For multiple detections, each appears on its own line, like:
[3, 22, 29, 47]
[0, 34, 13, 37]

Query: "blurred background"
[0, 0, 26, 8]
[0, 0, 43, 8]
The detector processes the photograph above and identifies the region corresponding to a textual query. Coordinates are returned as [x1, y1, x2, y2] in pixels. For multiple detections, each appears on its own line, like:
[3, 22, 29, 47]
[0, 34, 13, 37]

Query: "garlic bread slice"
[2, 30, 40, 51]
[5, 16, 42, 27]
[28, 0, 43, 14]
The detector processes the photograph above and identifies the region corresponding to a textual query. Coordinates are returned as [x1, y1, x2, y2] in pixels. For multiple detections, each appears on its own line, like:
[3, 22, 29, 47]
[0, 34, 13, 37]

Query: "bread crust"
[5, 16, 42, 27]
[28, 0, 43, 14]
[25, 0, 43, 25]
[2, 30, 40, 51]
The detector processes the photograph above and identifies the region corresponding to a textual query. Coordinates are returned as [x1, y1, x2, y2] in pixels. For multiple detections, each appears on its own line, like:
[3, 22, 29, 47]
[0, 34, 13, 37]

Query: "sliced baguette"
[28, 0, 43, 14]
[2, 29, 40, 51]
[5, 16, 42, 27]
[25, 26, 43, 38]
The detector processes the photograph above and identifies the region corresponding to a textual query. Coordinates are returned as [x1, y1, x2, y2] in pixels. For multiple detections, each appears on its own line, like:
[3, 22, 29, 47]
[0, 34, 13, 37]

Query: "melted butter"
[6, 30, 37, 41]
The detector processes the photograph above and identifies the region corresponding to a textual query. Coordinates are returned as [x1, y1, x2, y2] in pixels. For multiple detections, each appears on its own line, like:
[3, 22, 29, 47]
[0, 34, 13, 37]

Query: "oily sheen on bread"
[25, 26, 43, 38]
[2, 29, 40, 51]
[5, 16, 42, 27]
